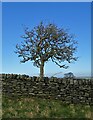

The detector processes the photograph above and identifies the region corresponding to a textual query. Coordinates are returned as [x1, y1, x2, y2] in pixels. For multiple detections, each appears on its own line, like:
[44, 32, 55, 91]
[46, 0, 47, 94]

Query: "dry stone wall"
[1, 74, 93, 105]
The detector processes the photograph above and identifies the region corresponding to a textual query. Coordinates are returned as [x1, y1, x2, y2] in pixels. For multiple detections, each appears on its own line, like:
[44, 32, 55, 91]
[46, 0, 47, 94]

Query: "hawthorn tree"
[15, 22, 78, 79]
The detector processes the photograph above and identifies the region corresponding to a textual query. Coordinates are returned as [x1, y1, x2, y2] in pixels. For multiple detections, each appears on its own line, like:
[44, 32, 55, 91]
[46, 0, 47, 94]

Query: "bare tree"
[15, 22, 78, 79]
[64, 72, 75, 78]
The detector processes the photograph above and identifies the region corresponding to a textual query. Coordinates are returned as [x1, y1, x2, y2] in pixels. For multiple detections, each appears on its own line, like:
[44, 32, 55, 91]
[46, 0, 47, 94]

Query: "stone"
[1, 73, 92, 104]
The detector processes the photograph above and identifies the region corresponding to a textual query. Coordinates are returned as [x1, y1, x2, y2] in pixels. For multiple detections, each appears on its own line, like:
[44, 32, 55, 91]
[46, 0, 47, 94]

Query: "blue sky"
[0, 2, 2, 74]
[2, 2, 91, 77]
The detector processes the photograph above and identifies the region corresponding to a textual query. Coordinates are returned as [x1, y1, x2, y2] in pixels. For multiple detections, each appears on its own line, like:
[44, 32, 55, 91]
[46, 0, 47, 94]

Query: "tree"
[64, 72, 75, 78]
[15, 22, 78, 79]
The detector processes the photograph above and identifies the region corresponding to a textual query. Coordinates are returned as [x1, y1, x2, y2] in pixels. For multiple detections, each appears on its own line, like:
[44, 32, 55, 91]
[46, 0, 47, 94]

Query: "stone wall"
[1, 74, 93, 105]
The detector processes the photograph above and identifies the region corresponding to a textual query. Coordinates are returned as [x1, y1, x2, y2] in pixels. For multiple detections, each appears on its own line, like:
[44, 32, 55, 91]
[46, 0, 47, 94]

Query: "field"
[2, 95, 93, 119]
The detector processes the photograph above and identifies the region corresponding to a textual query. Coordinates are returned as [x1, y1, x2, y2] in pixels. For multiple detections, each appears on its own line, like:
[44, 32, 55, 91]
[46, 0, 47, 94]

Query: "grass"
[2, 95, 93, 119]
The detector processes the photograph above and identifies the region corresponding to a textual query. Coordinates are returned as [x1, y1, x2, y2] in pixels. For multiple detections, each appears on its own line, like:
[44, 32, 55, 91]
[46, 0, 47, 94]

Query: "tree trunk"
[40, 61, 44, 80]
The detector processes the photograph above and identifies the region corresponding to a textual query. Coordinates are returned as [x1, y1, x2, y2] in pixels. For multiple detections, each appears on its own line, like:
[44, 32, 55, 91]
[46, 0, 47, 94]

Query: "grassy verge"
[2, 95, 92, 119]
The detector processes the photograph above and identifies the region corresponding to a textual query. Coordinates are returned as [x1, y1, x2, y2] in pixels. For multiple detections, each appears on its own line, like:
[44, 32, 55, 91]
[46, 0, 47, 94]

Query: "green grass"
[2, 95, 92, 119]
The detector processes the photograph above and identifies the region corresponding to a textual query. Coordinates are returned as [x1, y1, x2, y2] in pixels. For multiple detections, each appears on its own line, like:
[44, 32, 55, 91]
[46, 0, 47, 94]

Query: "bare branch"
[15, 22, 78, 73]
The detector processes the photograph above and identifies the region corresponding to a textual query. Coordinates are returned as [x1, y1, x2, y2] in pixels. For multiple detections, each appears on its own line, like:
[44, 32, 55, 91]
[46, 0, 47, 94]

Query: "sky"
[1, 0, 92, 2]
[2, 2, 91, 77]
[0, 2, 2, 74]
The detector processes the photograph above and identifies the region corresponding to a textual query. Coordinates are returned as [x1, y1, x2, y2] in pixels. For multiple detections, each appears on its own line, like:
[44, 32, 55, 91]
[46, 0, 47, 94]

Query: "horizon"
[2, 2, 91, 77]
[1, 72, 92, 78]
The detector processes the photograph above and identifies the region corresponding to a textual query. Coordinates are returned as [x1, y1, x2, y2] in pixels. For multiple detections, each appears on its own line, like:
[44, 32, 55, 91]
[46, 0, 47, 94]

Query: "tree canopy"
[15, 22, 78, 79]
